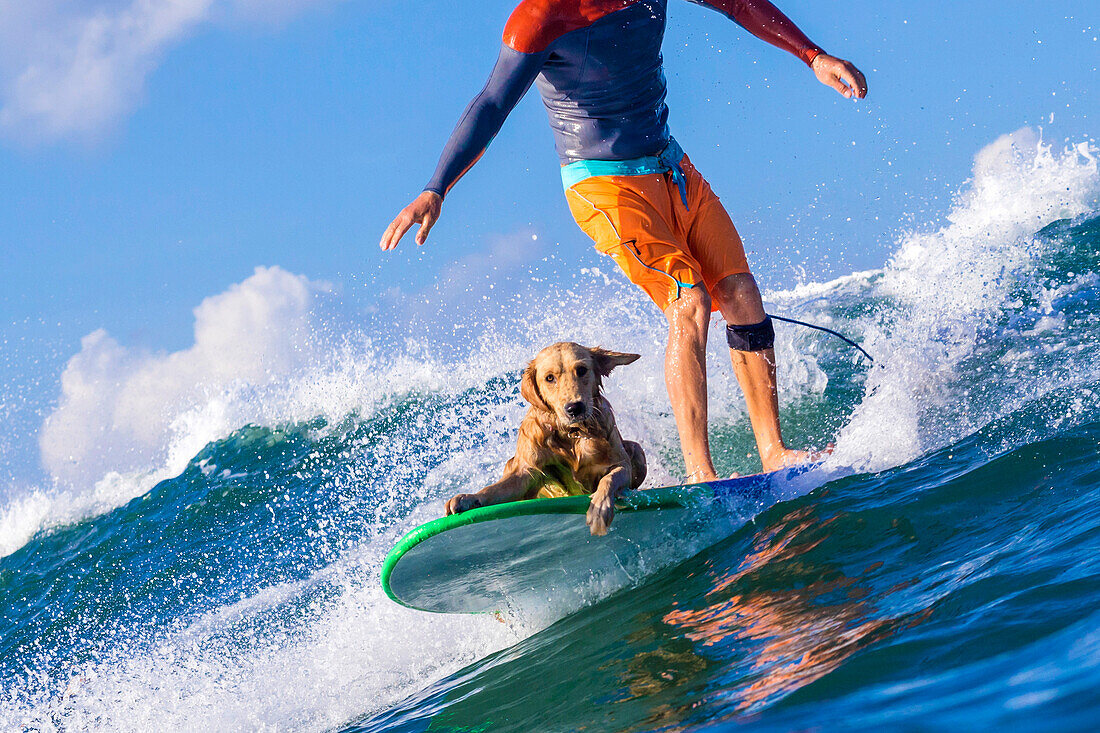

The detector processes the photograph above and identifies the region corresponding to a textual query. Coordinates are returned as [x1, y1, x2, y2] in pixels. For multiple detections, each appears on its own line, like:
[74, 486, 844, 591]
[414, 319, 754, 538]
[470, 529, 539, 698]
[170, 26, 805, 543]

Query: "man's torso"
[505, 0, 671, 162]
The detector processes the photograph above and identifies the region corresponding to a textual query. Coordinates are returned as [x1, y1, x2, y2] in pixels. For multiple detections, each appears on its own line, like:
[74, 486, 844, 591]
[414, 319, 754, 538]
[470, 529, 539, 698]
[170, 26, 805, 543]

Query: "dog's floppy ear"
[589, 347, 641, 377]
[520, 361, 551, 412]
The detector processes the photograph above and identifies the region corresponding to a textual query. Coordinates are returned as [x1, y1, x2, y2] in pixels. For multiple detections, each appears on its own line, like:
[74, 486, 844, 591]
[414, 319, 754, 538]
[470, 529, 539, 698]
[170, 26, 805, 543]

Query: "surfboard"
[381, 465, 819, 614]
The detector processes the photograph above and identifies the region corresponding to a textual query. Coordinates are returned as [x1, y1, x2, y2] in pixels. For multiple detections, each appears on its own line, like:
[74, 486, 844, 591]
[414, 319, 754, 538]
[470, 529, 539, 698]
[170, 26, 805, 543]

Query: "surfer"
[381, 0, 866, 480]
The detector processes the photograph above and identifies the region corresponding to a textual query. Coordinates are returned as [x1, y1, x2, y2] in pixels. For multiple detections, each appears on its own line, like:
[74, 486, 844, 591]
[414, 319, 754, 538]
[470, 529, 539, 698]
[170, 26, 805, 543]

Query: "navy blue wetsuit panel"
[534, 2, 670, 165]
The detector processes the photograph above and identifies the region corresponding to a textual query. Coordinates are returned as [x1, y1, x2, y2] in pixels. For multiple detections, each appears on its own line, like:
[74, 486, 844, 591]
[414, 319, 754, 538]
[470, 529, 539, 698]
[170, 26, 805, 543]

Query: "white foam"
[2, 528, 527, 732]
[823, 128, 1099, 470]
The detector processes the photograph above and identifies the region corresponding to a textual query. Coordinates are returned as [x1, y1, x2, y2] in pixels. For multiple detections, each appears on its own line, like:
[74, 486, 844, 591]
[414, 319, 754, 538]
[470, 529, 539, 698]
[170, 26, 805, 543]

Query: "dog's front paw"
[586, 490, 615, 536]
[445, 493, 483, 516]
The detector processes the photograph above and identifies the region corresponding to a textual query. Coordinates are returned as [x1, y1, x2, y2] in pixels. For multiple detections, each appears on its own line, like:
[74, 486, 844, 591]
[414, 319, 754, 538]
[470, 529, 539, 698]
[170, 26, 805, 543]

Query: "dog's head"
[520, 342, 640, 426]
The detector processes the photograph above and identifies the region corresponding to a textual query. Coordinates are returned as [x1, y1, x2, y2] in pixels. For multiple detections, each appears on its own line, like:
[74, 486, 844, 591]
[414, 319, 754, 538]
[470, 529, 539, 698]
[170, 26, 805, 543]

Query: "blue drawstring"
[658, 139, 690, 210]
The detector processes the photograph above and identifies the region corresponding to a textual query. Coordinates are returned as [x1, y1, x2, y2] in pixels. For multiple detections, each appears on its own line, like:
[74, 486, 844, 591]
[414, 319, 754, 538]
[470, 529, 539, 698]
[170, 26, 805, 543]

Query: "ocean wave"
[2, 128, 1099, 730]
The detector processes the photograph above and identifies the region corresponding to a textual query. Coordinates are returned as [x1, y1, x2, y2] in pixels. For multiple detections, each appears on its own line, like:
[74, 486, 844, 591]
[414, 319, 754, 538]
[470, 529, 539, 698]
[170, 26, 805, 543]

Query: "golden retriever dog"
[445, 342, 647, 535]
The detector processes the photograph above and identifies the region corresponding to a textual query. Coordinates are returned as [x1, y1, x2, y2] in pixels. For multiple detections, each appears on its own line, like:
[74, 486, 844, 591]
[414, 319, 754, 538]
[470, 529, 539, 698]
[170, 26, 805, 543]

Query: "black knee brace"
[726, 316, 775, 351]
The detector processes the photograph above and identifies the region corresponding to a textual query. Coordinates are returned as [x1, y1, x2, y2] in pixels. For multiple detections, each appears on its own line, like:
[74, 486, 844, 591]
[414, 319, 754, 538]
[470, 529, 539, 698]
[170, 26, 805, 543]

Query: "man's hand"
[811, 54, 867, 99]
[381, 190, 443, 251]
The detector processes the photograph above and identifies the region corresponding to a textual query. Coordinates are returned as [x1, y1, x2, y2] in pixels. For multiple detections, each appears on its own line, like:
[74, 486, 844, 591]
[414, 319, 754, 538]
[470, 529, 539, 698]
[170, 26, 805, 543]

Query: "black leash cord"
[768, 313, 875, 364]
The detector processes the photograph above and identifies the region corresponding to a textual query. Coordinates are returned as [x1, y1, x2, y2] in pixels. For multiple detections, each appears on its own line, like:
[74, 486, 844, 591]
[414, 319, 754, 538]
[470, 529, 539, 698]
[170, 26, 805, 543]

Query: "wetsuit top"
[424, 0, 824, 197]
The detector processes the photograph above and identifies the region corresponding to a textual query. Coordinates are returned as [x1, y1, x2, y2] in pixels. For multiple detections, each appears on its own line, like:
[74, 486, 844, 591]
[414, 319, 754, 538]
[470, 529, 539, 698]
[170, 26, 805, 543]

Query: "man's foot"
[685, 468, 719, 484]
[686, 470, 744, 482]
[761, 443, 834, 473]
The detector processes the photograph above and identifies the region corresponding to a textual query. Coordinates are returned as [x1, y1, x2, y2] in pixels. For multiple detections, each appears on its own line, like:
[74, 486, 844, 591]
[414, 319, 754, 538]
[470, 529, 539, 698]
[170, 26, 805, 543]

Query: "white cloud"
[39, 265, 328, 486]
[0, 0, 335, 143]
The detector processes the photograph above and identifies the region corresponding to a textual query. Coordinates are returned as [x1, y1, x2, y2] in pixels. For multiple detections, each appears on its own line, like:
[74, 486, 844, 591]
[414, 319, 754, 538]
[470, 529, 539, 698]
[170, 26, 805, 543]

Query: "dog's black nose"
[564, 401, 586, 418]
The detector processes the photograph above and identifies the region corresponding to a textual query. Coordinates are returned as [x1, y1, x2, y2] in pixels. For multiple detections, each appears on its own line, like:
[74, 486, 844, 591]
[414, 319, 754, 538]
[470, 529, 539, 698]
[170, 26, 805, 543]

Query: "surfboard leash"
[768, 313, 875, 364]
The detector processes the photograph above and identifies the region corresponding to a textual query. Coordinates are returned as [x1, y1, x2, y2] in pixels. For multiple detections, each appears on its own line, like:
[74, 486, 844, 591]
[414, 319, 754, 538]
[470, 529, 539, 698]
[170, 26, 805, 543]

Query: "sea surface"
[2, 129, 1099, 731]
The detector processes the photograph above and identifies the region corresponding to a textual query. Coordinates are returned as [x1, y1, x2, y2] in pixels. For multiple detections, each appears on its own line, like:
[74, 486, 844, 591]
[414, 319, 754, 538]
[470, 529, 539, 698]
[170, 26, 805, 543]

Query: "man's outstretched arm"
[380, 45, 546, 250]
[687, 0, 867, 98]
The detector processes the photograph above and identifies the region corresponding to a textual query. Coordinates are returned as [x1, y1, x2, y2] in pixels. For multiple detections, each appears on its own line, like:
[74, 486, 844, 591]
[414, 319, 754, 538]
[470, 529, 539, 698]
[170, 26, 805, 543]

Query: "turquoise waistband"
[561, 137, 689, 209]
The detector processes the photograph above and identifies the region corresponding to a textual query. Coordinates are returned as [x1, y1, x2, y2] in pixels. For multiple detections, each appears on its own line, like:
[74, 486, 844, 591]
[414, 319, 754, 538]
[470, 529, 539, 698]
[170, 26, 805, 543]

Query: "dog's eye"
[545, 374, 556, 383]
[576, 365, 588, 377]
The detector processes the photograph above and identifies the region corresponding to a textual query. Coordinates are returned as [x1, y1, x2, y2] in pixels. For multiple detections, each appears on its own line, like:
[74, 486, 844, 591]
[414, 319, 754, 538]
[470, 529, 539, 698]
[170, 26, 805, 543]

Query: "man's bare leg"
[663, 285, 719, 482]
[712, 273, 825, 472]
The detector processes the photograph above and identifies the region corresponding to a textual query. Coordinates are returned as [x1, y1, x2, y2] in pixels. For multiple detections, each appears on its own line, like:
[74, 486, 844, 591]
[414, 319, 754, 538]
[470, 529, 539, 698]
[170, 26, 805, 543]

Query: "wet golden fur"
[445, 342, 646, 535]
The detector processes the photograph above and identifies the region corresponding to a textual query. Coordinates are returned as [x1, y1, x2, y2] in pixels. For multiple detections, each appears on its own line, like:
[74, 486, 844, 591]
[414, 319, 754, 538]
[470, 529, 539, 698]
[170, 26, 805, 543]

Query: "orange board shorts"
[565, 154, 751, 312]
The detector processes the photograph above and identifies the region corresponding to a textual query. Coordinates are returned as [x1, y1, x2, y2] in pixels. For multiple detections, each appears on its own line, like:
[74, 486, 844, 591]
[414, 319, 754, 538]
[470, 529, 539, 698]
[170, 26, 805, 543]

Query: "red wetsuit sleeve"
[686, 0, 824, 66]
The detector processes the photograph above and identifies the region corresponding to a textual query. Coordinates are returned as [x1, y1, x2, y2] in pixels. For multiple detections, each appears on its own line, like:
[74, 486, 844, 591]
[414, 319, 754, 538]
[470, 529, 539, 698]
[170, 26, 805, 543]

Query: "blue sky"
[0, 0, 1097, 483]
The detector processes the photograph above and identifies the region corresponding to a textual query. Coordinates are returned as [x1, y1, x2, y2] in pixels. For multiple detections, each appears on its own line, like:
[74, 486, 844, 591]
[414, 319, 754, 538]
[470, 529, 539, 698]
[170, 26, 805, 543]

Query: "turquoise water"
[2, 132, 1099, 730]
[354, 419, 1100, 732]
